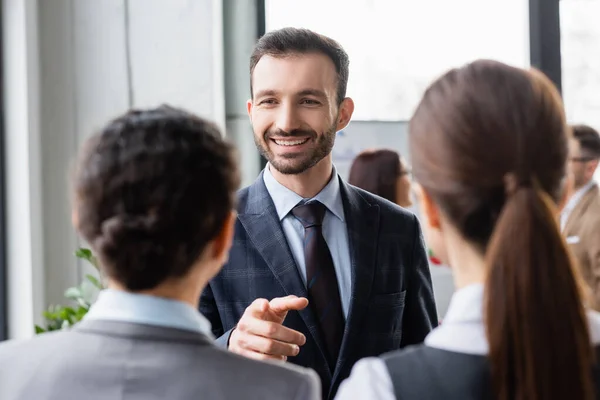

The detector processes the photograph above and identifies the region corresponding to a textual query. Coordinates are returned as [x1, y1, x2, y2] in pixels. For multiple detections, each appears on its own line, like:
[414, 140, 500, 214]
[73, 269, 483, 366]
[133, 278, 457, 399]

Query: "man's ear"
[335, 97, 354, 132]
[246, 99, 253, 122]
[587, 159, 599, 179]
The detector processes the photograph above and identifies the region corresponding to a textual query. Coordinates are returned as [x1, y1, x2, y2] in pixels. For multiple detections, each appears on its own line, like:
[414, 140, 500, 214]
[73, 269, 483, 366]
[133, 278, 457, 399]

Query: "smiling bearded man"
[199, 27, 438, 400]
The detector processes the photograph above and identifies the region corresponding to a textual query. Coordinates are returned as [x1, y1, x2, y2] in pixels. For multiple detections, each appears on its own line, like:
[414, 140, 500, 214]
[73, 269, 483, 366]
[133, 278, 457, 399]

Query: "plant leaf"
[75, 306, 88, 320]
[75, 247, 99, 269]
[35, 247, 99, 334]
[75, 248, 93, 260]
[59, 307, 76, 320]
[85, 274, 103, 289]
[42, 310, 58, 320]
[64, 287, 83, 300]
[76, 298, 90, 308]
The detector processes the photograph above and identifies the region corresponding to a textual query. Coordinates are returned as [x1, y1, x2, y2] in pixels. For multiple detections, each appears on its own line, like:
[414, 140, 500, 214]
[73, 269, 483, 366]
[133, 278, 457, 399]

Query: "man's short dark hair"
[250, 27, 350, 105]
[74, 105, 240, 291]
[572, 124, 600, 159]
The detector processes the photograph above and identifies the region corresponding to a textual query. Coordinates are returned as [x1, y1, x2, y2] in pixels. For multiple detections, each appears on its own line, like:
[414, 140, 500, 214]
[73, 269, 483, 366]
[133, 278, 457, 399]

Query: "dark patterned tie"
[292, 201, 344, 369]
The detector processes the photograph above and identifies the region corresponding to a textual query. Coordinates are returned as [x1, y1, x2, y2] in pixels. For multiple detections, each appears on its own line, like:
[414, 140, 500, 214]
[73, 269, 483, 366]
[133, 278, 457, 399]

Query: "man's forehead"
[252, 53, 337, 94]
[254, 52, 336, 71]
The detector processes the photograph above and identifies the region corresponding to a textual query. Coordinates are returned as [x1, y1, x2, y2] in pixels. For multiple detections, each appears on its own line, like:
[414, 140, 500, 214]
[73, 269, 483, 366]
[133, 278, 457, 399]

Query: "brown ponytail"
[409, 60, 594, 400]
[485, 180, 593, 400]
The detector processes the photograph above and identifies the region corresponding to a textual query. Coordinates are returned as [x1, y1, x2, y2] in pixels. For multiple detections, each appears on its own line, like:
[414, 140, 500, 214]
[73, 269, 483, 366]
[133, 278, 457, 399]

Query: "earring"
[428, 248, 442, 265]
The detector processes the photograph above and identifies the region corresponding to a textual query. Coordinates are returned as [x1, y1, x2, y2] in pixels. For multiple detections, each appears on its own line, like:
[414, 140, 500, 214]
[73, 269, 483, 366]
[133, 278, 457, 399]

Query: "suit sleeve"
[199, 283, 234, 348]
[400, 215, 439, 347]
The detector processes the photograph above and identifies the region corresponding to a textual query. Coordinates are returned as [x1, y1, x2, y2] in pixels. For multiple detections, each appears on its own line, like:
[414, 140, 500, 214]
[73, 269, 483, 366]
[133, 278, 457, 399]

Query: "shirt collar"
[565, 180, 596, 214]
[423, 283, 487, 355]
[84, 289, 214, 338]
[441, 283, 484, 324]
[263, 163, 345, 222]
[425, 281, 600, 355]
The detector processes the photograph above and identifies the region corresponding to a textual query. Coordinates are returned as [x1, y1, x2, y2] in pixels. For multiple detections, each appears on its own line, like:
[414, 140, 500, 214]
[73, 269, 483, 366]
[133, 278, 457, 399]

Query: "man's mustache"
[264, 128, 317, 140]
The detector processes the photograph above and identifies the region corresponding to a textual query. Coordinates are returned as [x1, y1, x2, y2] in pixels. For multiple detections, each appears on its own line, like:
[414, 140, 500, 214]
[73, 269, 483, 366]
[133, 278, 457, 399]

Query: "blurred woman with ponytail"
[336, 59, 600, 400]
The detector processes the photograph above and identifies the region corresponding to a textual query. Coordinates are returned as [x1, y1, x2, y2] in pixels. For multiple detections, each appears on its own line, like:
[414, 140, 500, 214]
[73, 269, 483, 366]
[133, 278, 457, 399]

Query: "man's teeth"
[274, 139, 308, 146]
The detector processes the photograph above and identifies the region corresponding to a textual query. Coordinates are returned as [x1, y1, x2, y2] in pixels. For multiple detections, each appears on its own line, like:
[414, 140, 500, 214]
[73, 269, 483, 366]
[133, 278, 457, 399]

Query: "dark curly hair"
[73, 105, 240, 291]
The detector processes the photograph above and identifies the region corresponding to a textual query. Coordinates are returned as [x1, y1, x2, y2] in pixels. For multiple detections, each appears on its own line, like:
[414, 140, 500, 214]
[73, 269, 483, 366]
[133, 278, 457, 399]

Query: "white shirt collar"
[438, 283, 484, 324]
[84, 289, 214, 338]
[425, 282, 600, 355]
[262, 163, 345, 222]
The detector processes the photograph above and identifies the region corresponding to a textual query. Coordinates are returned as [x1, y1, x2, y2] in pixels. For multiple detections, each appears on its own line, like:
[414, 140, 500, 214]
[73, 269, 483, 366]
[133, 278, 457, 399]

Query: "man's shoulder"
[235, 179, 268, 213]
[236, 185, 252, 207]
[344, 183, 417, 223]
[588, 186, 600, 212]
[580, 188, 600, 230]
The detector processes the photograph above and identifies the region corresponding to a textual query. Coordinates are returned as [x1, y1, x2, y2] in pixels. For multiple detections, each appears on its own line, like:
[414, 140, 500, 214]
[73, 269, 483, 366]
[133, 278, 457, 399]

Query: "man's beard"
[254, 123, 337, 175]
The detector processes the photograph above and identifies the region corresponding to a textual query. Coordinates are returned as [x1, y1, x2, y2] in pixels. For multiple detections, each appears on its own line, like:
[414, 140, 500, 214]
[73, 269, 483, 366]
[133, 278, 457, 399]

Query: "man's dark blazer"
[199, 172, 438, 399]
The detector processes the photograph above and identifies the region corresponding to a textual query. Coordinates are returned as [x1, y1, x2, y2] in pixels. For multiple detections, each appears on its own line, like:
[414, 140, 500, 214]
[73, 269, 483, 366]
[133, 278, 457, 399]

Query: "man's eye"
[301, 99, 320, 105]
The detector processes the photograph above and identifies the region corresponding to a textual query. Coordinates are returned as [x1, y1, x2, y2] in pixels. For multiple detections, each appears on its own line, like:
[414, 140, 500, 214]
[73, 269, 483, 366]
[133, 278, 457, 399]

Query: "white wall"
[3, 0, 229, 339]
[3, 0, 45, 341]
[223, 0, 262, 187]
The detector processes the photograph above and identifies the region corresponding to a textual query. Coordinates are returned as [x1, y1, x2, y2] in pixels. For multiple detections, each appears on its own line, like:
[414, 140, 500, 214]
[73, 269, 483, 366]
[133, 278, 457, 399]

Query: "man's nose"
[275, 103, 301, 133]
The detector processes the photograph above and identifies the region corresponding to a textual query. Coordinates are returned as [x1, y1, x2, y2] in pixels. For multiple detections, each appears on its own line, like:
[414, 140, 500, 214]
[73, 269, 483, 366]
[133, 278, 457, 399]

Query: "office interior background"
[0, 0, 598, 341]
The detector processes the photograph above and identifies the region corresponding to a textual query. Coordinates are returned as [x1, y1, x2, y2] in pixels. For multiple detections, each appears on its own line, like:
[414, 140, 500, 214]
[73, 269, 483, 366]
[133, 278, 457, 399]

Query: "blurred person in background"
[336, 60, 600, 400]
[348, 149, 413, 207]
[562, 124, 600, 310]
[0, 106, 319, 400]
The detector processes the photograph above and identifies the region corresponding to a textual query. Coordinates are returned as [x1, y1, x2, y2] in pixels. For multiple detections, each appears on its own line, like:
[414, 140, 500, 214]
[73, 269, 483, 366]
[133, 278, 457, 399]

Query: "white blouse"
[335, 283, 600, 400]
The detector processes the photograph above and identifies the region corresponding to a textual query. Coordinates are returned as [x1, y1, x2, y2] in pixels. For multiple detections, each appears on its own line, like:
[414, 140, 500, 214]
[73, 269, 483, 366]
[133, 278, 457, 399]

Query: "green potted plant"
[35, 248, 104, 334]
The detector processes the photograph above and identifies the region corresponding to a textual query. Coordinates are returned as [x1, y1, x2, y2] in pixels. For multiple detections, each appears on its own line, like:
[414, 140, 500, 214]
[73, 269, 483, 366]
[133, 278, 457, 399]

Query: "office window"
[266, 0, 530, 121]
[560, 0, 600, 180]
[561, 0, 600, 129]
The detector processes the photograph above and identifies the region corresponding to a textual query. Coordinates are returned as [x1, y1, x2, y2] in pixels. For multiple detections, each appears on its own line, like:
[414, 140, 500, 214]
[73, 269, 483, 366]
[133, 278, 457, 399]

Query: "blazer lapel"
[333, 181, 379, 378]
[565, 184, 599, 236]
[237, 173, 330, 364]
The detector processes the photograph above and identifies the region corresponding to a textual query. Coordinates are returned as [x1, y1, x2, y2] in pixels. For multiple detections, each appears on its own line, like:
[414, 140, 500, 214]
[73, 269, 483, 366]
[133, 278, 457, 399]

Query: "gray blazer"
[0, 319, 320, 400]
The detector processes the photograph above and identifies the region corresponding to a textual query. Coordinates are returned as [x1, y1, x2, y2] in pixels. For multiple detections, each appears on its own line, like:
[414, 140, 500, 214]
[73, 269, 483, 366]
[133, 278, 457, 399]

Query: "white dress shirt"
[263, 164, 352, 318]
[335, 283, 600, 400]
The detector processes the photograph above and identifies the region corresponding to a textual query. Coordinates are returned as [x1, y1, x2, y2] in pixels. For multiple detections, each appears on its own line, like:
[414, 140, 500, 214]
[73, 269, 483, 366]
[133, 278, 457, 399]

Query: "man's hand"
[229, 295, 308, 361]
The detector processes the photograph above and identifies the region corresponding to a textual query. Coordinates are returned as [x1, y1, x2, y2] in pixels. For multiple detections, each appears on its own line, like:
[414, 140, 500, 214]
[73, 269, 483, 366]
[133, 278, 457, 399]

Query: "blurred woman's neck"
[443, 226, 486, 290]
